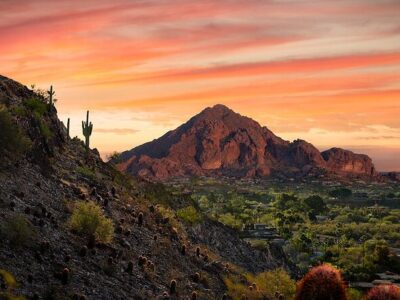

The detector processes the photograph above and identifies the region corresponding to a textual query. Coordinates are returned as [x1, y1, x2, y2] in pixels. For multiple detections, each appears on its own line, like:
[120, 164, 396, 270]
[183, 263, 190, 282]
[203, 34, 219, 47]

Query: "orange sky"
[1, 0, 399, 171]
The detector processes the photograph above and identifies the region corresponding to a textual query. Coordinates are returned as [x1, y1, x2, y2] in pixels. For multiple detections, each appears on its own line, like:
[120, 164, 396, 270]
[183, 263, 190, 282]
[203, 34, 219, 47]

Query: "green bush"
[69, 201, 114, 243]
[24, 97, 47, 116]
[38, 118, 52, 139]
[12, 106, 27, 117]
[0, 269, 25, 300]
[176, 206, 202, 225]
[76, 166, 97, 181]
[218, 213, 243, 230]
[329, 188, 352, 199]
[1, 215, 35, 248]
[303, 195, 327, 215]
[0, 110, 31, 157]
[107, 151, 122, 163]
[224, 268, 296, 299]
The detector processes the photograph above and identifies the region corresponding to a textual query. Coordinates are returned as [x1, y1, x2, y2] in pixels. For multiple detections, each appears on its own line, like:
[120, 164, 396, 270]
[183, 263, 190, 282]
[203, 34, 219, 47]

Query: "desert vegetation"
[185, 177, 400, 283]
[69, 201, 114, 243]
[0, 110, 31, 158]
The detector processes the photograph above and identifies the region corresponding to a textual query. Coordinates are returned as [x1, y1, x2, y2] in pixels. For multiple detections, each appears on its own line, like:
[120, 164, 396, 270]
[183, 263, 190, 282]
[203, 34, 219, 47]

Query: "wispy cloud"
[1, 0, 399, 170]
[95, 128, 139, 135]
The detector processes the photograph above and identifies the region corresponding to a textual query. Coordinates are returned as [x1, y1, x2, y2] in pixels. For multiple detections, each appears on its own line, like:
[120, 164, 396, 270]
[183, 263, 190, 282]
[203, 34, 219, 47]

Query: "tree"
[304, 195, 327, 215]
[329, 188, 352, 199]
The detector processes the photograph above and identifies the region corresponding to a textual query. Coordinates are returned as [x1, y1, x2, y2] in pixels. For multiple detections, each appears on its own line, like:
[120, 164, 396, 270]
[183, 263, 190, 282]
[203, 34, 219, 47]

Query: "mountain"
[117, 104, 377, 180]
[0, 76, 294, 299]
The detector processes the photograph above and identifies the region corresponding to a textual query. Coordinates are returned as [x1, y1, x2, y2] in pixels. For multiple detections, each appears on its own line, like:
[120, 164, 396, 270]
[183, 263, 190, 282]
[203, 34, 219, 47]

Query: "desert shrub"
[176, 206, 202, 225]
[329, 188, 352, 199]
[76, 166, 97, 181]
[157, 206, 184, 232]
[303, 195, 327, 215]
[0, 269, 25, 300]
[295, 264, 347, 300]
[1, 215, 35, 248]
[365, 284, 400, 300]
[224, 268, 295, 299]
[24, 97, 47, 116]
[248, 239, 268, 251]
[0, 110, 31, 157]
[12, 106, 28, 117]
[218, 213, 243, 230]
[38, 118, 52, 139]
[69, 201, 114, 243]
[347, 288, 363, 300]
[107, 151, 122, 163]
[143, 182, 173, 206]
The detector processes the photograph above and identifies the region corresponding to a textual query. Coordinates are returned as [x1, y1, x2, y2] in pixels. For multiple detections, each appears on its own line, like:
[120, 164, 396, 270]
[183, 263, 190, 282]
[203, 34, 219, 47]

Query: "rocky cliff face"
[118, 104, 377, 180]
[321, 148, 376, 176]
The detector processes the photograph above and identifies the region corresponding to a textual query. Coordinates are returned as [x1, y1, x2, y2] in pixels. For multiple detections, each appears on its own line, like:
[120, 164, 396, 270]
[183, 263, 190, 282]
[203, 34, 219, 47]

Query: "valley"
[166, 176, 400, 285]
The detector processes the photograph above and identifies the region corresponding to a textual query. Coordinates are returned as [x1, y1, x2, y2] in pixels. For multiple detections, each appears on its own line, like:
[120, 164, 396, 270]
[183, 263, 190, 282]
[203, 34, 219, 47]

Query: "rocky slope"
[0, 75, 293, 299]
[117, 104, 377, 181]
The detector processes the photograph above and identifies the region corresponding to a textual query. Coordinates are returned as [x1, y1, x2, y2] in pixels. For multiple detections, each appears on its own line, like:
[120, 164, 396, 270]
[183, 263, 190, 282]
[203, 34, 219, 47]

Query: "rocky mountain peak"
[117, 105, 378, 181]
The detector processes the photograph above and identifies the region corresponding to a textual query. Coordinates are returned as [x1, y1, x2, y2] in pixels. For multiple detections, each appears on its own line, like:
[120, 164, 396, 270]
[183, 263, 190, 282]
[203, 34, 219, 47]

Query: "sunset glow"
[1, 0, 399, 170]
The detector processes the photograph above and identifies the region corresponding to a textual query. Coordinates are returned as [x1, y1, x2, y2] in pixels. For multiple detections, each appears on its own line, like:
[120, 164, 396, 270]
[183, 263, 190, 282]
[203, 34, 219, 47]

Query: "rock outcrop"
[118, 104, 377, 180]
[321, 148, 376, 176]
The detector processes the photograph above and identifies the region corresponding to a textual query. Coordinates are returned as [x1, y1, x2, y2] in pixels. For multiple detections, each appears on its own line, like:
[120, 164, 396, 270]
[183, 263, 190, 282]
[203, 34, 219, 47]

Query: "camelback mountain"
[117, 104, 377, 181]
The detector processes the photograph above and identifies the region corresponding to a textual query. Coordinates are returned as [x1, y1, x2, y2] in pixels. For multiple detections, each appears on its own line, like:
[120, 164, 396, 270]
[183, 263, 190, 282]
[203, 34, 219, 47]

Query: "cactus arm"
[66, 118, 70, 139]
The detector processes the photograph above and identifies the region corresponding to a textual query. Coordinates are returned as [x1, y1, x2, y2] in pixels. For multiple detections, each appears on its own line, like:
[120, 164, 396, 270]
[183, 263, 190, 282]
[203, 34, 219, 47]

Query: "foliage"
[157, 205, 184, 233]
[24, 97, 47, 116]
[303, 195, 327, 215]
[144, 182, 174, 206]
[224, 268, 296, 300]
[295, 264, 347, 300]
[218, 213, 243, 230]
[329, 188, 352, 199]
[347, 288, 363, 300]
[0, 110, 31, 157]
[0, 269, 26, 300]
[38, 117, 52, 139]
[176, 206, 202, 225]
[1, 215, 35, 248]
[26, 101, 53, 140]
[69, 201, 114, 243]
[12, 106, 27, 117]
[76, 166, 97, 181]
[189, 177, 400, 282]
[107, 151, 122, 163]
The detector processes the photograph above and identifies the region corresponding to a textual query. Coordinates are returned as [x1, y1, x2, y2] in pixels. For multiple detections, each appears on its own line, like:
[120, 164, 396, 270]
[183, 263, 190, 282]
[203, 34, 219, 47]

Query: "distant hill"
[117, 104, 377, 181]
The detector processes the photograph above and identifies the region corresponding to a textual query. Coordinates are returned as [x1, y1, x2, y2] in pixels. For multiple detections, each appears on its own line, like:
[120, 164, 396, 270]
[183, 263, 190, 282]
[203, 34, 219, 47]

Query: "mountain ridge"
[117, 104, 377, 181]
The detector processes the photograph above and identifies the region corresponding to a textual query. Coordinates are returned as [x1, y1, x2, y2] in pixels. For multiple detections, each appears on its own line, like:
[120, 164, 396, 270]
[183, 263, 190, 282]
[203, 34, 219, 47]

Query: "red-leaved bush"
[295, 264, 347, 300]
[365, 284, 400, 300]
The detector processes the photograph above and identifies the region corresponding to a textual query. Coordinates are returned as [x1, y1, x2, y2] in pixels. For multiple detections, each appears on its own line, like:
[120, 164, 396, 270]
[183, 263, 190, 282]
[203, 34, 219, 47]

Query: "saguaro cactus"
[82, 111, 93, 151]
[48, 85, 55, 106]
[66, 118, 70, 139]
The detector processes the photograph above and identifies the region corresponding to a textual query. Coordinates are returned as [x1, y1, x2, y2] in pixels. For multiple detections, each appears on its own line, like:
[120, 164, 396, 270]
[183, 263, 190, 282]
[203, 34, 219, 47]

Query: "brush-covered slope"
[0, 75, 293, 299]
[117, 104, 377, 180]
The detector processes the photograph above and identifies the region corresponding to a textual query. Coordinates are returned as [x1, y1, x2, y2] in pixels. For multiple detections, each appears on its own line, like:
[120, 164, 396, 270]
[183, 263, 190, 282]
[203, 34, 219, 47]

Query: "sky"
[1, 0, 399, 171]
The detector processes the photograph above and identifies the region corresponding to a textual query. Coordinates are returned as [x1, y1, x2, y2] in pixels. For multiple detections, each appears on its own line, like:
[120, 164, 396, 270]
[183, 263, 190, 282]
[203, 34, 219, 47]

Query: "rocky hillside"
[117, 104, 377, 181]
[0, 75, 293, 299]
